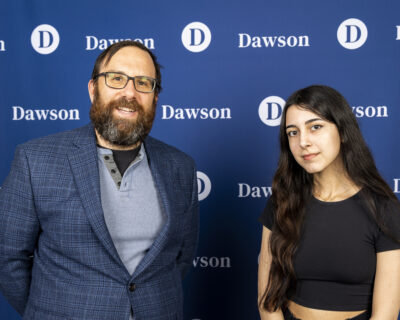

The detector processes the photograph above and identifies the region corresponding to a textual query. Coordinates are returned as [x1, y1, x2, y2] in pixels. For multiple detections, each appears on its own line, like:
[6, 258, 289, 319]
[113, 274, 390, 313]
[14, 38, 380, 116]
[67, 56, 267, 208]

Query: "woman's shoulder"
[364, 191, 400, 249]
[259, 197, 275, 230]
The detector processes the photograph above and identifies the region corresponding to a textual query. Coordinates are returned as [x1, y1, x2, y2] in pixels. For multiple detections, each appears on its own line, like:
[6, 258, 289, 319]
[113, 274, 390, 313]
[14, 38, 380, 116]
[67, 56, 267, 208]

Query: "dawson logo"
[0, 40, 5, 52]
[85, 36, 155, 50]
[397, 26, 400, 40]
[258, 96, 285, 126]
[181, 22, 211, 52]
[351, 105, 388, 118]
[239, 33, 310, 48]
[238, 183, 272, 198]
[193, 256, 231, 268]
[161, 105, 231, 120]
[337, 18, 368, 50]
[31, 24, 60, 54]
[12, 106, 80, 121]
[197, 171, 211, 201]
[394, 179, 400, 193]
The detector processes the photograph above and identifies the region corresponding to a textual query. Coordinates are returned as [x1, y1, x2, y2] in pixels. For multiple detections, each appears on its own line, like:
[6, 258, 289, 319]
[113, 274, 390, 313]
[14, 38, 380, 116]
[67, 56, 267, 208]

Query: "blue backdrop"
[1, 1, 399, 319]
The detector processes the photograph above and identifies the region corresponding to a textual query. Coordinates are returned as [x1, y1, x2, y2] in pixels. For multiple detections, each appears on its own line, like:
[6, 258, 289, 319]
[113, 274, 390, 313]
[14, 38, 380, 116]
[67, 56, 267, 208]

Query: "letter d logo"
[182, 22, 211, 52]
[31, 24, 60, 54]
[258, 96, 285, 126]
[197, 171, 211, 201]
[337, 18, 367, 50]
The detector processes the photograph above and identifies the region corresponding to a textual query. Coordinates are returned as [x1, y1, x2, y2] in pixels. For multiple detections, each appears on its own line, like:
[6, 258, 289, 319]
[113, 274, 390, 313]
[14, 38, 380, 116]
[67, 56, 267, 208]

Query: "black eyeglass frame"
[93, 72, 159, 93]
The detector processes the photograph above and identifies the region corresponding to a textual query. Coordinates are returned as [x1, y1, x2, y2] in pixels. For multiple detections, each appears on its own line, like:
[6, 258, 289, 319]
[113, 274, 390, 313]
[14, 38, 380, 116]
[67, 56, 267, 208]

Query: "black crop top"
[259, 192, 400, 311]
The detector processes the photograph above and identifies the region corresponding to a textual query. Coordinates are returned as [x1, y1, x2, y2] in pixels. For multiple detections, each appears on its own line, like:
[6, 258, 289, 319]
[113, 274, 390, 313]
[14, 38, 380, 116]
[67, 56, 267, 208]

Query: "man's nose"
[121, 79, 138, 99]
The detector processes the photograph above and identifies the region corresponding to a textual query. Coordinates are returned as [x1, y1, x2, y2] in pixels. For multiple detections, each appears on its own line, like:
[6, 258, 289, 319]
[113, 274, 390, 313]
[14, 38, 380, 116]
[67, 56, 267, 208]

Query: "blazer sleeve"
[0, 145, 40, 315]
[176, 164, 199, 279]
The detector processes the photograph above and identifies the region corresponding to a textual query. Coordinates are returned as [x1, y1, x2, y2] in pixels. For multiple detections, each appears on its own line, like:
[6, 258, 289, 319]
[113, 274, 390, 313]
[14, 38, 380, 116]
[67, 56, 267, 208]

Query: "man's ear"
[88, 79, 95, 103]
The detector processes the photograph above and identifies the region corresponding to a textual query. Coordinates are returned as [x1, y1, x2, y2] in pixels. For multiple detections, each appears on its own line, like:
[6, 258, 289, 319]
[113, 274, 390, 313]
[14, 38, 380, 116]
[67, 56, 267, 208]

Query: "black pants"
[283, 308, 371, 320]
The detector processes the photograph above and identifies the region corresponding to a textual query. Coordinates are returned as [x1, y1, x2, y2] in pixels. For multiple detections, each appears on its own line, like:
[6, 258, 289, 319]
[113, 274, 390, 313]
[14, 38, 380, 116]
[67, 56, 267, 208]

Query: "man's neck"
[95, 129, 141, 151]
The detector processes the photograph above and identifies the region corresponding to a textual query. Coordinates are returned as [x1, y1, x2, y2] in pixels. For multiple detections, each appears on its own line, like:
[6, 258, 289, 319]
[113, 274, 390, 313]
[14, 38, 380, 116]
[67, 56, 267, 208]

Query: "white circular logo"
[197, 171, 211, 201]
[337, 18, 368, 50]
[31, 24, 60, 54]
[181, 22, 211, 52]
[258, 96, 285, 126]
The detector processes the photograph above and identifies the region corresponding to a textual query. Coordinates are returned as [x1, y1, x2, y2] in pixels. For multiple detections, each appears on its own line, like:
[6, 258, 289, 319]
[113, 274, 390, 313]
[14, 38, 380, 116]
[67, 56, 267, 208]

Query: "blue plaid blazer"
[0, 124, 199, 320]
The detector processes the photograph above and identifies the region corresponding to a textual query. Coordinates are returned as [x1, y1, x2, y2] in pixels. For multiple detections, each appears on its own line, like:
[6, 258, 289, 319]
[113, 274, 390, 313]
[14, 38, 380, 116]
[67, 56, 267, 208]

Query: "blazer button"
[129, 283, 136, 292]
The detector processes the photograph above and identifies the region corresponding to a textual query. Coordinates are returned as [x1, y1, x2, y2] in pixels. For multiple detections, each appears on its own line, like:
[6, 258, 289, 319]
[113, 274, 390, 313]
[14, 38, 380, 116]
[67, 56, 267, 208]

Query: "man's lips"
[114, 106, 137, 117]
[117, 106, 136, 112]
[302, 153, 319, 161]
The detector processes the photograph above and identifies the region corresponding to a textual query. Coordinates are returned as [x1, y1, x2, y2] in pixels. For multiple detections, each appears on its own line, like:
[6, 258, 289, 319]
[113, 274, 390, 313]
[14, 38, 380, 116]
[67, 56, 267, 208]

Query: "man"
[0, 41, 199, 320]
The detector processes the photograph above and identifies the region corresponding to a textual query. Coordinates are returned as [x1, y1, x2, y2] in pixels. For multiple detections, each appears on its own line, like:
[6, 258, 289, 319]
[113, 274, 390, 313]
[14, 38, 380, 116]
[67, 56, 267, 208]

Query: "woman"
[258, 85, 400, 320]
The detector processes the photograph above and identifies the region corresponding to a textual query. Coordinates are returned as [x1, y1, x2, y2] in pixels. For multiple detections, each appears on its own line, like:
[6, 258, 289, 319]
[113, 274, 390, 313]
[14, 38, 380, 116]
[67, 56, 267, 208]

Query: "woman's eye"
[287, 131, 297, 137]
[311, 124, 322, 131]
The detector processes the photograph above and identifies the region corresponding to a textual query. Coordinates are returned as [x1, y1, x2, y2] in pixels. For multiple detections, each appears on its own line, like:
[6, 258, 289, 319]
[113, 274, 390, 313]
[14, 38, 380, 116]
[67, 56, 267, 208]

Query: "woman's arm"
[370, 249, 400, 320]
[258, 226, 285, 320]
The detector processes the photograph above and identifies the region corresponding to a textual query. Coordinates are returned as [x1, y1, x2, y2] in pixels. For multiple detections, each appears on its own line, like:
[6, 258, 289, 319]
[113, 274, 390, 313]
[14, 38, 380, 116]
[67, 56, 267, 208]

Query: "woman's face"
[285, 105, 343, 176]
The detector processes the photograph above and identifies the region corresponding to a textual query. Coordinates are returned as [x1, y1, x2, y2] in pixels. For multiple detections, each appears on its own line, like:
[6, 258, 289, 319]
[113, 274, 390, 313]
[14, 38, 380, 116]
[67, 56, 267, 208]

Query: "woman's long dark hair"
[261, 85, 400, 311]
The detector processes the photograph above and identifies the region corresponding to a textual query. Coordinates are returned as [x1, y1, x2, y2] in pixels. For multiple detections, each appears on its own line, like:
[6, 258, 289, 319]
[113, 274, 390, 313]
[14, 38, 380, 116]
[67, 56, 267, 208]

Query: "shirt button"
[129, 283, 136, 292]
[104, 155, 110, 160]
[111, 169, 116, 174]
[117, 181, 121, 187]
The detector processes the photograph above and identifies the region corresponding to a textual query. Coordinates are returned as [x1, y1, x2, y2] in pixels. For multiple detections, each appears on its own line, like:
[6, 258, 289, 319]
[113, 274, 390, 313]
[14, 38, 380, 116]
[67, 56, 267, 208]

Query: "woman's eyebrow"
[286, 118, 322, 130]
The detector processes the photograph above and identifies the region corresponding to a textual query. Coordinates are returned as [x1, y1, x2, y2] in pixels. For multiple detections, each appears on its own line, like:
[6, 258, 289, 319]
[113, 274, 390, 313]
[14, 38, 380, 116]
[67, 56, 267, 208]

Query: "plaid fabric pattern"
[0, 124, 199, 320]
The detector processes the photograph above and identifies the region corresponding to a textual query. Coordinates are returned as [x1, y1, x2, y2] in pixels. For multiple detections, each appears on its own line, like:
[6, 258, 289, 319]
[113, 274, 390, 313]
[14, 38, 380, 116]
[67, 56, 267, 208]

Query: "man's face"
[88, 46, 158, 147]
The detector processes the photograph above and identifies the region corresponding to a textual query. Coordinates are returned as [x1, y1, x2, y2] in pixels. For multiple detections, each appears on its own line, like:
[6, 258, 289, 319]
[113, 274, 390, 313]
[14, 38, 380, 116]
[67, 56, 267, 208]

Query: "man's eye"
[136, 78, 151, 87]
[107, 73, 125, 82]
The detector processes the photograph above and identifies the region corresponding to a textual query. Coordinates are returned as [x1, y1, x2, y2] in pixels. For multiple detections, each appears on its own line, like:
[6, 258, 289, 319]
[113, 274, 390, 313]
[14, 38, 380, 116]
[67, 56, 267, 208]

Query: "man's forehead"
[103, 47, 152, 66]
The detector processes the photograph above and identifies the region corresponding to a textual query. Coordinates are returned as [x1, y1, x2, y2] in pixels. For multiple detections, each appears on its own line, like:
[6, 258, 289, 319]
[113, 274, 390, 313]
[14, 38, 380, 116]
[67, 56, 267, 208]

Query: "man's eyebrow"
[285, 118, 322, 130]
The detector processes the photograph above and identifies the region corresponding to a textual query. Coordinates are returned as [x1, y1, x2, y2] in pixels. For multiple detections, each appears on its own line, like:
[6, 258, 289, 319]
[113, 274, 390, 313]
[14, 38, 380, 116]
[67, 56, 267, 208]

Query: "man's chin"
[98, 130, 142, 147]
[112, 117, 138, 129]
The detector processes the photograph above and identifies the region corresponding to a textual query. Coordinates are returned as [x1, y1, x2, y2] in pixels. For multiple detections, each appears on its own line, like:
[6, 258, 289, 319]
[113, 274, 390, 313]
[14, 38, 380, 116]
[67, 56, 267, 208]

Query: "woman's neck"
[312, 167, 360, 202]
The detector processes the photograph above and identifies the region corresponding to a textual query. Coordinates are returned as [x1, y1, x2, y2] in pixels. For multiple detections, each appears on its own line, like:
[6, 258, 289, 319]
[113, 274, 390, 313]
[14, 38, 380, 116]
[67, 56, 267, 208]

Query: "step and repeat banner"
[1, 1, 399, 319]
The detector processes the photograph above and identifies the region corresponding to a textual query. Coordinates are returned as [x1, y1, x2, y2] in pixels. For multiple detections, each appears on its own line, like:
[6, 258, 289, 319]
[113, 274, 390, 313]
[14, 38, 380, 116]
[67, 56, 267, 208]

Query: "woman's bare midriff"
[288, 300, 366, 320]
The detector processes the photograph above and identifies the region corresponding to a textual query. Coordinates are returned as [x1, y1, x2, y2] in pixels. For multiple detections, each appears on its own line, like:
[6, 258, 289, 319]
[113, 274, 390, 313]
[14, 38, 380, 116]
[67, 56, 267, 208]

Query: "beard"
[89, 87, 156, 147]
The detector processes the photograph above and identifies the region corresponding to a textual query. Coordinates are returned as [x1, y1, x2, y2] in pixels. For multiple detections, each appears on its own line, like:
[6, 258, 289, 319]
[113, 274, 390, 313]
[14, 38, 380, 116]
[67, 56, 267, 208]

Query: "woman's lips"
[302, 153, 319, 161]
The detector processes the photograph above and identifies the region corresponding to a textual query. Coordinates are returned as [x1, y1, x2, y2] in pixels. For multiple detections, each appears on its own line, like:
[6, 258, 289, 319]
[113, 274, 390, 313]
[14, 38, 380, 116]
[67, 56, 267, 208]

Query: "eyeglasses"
[94, 72, 158, 93]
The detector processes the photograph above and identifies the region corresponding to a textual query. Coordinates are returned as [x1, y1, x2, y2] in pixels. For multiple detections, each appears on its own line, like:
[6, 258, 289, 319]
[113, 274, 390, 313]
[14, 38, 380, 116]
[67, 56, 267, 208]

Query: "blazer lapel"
[67, 125, 125, 270]
[132, 137, 173, 278]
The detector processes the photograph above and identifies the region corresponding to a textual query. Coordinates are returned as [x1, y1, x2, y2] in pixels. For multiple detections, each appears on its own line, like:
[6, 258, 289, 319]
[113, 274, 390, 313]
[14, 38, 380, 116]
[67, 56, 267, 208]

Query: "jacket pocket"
[30, 307, 73, 320]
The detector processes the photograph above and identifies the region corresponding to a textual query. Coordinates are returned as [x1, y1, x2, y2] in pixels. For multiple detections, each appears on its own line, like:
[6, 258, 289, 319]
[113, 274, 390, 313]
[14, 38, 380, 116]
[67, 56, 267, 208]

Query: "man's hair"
[91, 40, 162, 94]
